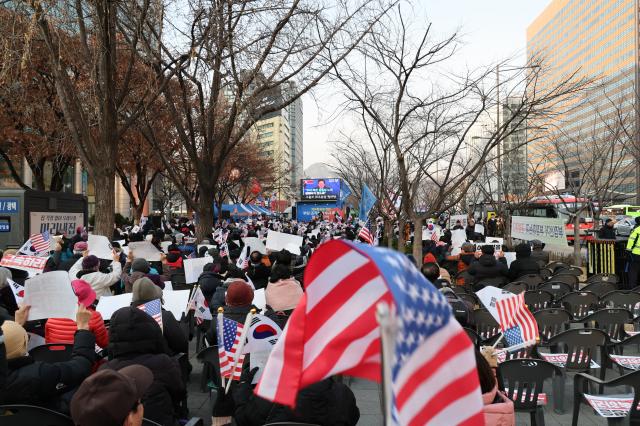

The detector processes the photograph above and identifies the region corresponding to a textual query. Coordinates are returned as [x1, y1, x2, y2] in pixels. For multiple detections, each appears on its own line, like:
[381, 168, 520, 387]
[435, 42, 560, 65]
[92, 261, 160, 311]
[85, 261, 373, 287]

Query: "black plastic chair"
[474, 309, 500, 341]
[546, 261, 570, 273]
[534, 308, 571, 341]
[196, 345, 222, 393]
[610, 333, 640, 372]
[550, 274, 579, 289]
[539, 281, 573, 301]
[600, 290, 640, 311]
[572, 370, 640, 426]
[581, 308, 633, 343]
[504, 281, 527, 294]
[497, 359, 561, 426]
[582, 281, 618, 297]
[559, 291, 598, 320]
[0, 405, 73, 425]
[540, 328, 609, 413]
[524, 290, 553, 312]
[518, 274, 545, 290]
[587, 273, 619, 284]
[29, 344, 74, 363]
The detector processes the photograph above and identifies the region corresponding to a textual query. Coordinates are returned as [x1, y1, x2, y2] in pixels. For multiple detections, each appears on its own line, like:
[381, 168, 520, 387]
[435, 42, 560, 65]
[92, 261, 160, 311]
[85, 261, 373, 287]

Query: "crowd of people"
[1, 211, 637, 425]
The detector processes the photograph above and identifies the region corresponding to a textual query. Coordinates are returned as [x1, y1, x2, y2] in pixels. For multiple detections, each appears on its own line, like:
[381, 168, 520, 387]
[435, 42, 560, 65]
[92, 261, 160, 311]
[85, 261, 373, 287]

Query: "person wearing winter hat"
[52, 241, 88, 272]
[122, 252, 169, 293]
[1, 305, 96, 410]
[70, 365, 153, 426]
[265, 264, 303, 312]
[46, 279, 109, 348]
[206, 280, 256, 346]
[507, 243, 541, 281]
[467, 244, 509, 290]
[130, 277, 188, 356]
[69, 251, 122, 299]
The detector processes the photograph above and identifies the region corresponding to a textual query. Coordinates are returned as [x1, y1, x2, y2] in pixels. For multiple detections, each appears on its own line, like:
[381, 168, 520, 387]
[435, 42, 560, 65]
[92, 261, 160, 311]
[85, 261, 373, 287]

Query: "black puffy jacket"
[103, 307, 185, 426]
[130, 300, 189, 356]
[467, 255, 509, 289]
[246, 263, 271, 290]
[233, 377, 360, 426]
[0, 329, 95, 412]
[508, 256, 541, 281]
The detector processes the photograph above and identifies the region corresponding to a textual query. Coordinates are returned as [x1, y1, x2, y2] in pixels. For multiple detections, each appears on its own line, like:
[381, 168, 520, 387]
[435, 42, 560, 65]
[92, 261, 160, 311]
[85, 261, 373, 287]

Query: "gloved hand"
[232, 367, 259, 405]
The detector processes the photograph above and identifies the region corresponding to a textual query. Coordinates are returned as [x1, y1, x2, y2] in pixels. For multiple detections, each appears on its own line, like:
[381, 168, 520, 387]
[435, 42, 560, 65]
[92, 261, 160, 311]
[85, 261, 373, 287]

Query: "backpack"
[442, 289, 474, 328]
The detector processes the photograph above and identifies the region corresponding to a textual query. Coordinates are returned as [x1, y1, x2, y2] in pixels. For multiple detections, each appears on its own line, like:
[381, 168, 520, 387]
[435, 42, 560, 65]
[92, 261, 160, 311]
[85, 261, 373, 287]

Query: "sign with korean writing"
[0, 219, 10, 232]
[539, 352, 600, 369]
[449, 214, 468, 229]
[0, 254, 47, 276]
[510, 216, 568, 249]
[0, 198, 19, 214]
[584, 394, 640, 418]
[610, 355, 640, 370]
[30, 212, 84, 237]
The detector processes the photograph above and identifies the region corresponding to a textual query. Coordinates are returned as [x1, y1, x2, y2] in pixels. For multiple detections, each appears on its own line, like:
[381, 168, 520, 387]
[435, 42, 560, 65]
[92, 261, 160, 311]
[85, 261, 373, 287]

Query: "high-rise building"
[252, 82, 303, 203]
[501, 97, 528, 198]
[527, 0, 637, 197]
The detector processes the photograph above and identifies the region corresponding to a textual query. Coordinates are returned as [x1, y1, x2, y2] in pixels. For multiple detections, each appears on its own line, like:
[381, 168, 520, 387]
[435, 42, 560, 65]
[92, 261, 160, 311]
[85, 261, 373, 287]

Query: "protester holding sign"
[507, 243, 542, 281]
[0, 305, 96, 411]
[467, 245, 509, 289]
[68, 251, 122, 299]
[45, 279, 109, 349]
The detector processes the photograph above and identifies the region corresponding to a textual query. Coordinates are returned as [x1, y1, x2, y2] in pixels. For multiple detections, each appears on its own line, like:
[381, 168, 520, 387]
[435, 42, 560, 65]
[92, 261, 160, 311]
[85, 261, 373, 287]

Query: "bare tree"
[331, 6, 592, 265]
[134, 0, 395, 239]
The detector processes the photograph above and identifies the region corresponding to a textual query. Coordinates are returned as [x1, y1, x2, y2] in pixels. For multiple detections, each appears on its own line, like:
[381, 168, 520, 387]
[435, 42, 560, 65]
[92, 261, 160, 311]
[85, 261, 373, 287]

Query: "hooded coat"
[102, 307, 185, 426]
[233, 377, 360, 426]
[0, 329, 95, 412]
[197, 270, 224, 302]
[467, 255, 509, 289]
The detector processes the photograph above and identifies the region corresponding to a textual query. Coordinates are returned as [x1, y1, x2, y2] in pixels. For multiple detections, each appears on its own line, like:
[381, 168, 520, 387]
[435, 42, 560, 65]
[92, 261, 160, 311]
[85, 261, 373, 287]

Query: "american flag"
[220, 242, 229, 258]
[19, 231, 51, 256]
[496, 292, 539, 348]
[357, 220, 373, 245]
[255, 240, 483, 425]
[137, 299, 163, 332]
[217, 316, 245, 380]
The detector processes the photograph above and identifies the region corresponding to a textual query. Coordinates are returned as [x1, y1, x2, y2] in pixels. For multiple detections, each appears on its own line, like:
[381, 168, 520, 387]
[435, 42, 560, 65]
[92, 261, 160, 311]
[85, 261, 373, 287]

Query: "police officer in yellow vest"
[626, 217, 640, 289]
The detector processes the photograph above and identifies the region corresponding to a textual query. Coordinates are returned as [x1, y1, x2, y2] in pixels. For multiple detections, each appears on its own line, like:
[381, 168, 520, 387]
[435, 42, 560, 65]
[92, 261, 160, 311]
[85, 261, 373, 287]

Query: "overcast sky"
[302, 0, 552, 169]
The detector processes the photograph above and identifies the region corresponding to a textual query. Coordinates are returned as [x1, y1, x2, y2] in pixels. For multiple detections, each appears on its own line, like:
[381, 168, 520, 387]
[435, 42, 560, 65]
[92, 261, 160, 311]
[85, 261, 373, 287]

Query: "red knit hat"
[423, 253, 437, 264]
[225, 281, 254, 307]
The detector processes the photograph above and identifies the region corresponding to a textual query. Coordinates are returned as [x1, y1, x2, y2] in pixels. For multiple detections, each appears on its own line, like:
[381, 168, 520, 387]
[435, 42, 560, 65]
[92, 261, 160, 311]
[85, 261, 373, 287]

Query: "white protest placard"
[451, 229, 467, 250]
[486, 237, 504, 245]
[475, 243, 502, 253]
[474, 224, 485, 235]
[128, 241, 162, 262]
[242, 237, 267, 255]
[252, 288, 266, 312]
[504, 252, 517, 268]
[164, 281, 174, 292]
[449, 215, 468, 229]
[163, 290, 191, 321]
[0, 254, 47, 277]
[511, 216, 569, 250]
[88, 234, 114, 260]
[184, 257, 210, 283]
[584, 394, 639, 418]
[96, 293, 133, 320]
[23, 271, 77, 321]
[161, 241, 172, 253]
[266, 230, 303, 255]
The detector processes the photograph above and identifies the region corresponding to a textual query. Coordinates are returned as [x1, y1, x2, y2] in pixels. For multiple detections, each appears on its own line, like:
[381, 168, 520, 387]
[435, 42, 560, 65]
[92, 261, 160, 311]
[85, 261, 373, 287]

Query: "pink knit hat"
[265, 278, 303, 311]
[72, 279, 96, 307]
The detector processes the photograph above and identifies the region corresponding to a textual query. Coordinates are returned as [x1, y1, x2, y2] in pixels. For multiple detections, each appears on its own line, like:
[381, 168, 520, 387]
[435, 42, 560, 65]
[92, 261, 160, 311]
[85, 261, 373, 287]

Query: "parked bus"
[510, 195, 596, 242]
[601, 204, 640, 218]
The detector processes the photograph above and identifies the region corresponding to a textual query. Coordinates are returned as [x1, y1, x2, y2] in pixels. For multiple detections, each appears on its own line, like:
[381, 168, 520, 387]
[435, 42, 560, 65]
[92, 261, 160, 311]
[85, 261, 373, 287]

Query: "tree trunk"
[504, 215, 512, 247]
[573, 213, 582, 267]
[386, 218, 394, 248]
[412, 216, 424, 267]
[397, 217, 406, 253]
[93, 173, 115, 237]
[196, 190, 214, 241]
[133, 202, 145, 223]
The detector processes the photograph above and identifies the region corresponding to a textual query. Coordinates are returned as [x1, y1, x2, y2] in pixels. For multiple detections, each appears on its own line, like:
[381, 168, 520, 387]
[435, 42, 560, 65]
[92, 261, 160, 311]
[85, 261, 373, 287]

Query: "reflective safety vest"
[627, 226, 640, 256]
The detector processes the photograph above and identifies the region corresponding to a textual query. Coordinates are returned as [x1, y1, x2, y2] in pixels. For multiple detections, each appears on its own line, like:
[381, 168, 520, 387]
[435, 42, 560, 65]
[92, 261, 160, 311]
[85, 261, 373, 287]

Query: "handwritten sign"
[96, 293, 133, 320]
[88, 234, 114, 259]
[23, 271, 77, 320]
[128, 241, 162, 262]
[184, 257, 210, 284]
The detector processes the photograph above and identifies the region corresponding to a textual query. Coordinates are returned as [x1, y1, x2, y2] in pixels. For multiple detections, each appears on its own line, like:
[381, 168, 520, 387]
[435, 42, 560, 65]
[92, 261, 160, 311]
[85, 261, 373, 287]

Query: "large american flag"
[496, 292, 539, 348]
[217, 316, 245, 380]
[255, 240, 483, 425]
[137, 299, 163, 332]
[357, 220, 373, 245]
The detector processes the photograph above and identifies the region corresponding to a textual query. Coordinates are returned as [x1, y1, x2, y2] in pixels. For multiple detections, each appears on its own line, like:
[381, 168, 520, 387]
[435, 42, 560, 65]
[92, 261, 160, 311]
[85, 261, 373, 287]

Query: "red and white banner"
[0, 254, 47, 276]
[584, 394, 640, 418]
[540, 353, 600, 369]
[610, 355, 640, 371]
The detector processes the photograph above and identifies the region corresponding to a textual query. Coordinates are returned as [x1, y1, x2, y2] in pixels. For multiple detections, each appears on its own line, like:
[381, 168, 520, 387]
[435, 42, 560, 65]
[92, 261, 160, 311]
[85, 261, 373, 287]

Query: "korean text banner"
[30, 212, 84, 236]
[510, 215, 569, 250]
